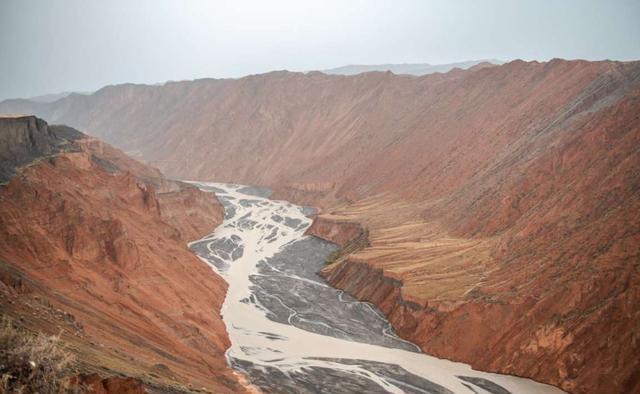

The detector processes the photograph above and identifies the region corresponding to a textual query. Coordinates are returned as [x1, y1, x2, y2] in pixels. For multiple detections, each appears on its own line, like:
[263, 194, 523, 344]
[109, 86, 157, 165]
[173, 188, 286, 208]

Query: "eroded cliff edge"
[0, 116, 244, 392]
[306, 200, 639, 394]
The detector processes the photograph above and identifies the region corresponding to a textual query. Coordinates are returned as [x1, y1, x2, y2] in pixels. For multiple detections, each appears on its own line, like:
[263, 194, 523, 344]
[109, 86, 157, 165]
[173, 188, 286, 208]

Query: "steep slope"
[0, 59, 636, 196]
[0, 116, 243, 392]
[1, 59, 639, 393]
[0, 115, 82, 183]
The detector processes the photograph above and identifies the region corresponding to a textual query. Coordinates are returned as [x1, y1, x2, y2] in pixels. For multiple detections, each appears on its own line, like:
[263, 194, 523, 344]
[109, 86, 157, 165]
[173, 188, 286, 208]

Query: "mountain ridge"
[321, 59, 503, 75]
[1, 59, 639, 393]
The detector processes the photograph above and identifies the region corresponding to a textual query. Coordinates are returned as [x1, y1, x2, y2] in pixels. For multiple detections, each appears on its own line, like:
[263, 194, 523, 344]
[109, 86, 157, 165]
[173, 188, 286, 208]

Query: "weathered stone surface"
[0, 117, 243, 392]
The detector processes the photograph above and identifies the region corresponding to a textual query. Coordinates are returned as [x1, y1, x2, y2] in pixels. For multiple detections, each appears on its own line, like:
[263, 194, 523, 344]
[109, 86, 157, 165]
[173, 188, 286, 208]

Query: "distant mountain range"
[321, 59, 503, 76]
[26, 91, 75, 103]
[25, 90, 94, 103]
[18, 61, 499, 104]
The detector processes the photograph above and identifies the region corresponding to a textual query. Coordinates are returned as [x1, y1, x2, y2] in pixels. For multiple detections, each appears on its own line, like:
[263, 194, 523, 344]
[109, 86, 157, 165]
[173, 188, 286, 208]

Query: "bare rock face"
[304, 215, 364, 247]
[0, 117, 241, 392]
[157, 185, 224, 241]
[0, 115, 82, 182]
[313, 201, 639, 394]
[2, 60, 640, 393]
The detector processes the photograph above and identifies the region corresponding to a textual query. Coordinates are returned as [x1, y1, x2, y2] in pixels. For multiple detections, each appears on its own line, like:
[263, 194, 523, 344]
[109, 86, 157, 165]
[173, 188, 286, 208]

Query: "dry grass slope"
[0, 316, 76, 393]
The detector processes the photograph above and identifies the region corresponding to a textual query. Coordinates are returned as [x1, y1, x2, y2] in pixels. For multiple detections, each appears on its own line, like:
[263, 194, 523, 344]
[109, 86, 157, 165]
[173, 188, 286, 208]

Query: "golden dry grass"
[0, 316, 77, 393]
[323, 193, 496, 301]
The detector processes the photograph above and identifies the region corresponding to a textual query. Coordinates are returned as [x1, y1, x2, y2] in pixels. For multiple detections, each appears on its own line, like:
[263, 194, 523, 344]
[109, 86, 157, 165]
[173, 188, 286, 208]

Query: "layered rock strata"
[0, 116, 243, 392]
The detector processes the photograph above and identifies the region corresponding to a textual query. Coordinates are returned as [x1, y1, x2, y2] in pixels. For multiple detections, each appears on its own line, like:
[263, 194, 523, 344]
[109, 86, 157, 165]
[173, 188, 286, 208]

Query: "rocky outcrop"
[157, 185, 224, 241]
[0, 117, 243, 392]
[0, 115, 82, 182]
[75, 136, 225, 242]
[304, 215, 364, 247]
[75, 137, 163, 182]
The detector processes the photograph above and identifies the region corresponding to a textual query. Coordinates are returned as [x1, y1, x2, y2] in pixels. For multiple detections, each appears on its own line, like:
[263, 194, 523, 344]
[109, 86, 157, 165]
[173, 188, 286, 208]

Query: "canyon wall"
[0, 117, 243, 392]
[2, 59, 639, 393]
[314, 212, 639, 394]
[2, 59, 638, 201]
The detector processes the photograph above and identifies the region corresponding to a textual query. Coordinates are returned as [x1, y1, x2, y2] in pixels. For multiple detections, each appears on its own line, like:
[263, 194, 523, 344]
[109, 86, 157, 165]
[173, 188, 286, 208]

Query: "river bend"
[188, 183, 564, 394]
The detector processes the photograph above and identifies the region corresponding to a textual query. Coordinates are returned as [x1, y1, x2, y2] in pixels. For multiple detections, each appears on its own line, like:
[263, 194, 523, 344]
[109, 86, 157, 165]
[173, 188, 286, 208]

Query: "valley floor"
[189, 183, 565, 394]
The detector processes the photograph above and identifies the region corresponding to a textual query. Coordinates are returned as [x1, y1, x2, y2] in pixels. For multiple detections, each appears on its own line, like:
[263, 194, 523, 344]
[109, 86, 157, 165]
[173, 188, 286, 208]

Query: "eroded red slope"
[0, 117, 244, 392]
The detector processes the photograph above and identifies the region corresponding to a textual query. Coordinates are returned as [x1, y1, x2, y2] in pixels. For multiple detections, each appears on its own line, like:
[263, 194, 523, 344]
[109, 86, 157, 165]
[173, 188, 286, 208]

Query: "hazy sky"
[1, 0, 639, 100]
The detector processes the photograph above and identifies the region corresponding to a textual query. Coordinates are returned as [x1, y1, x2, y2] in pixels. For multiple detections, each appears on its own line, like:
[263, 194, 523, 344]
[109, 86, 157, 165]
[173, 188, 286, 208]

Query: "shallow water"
[188, 182, 565, 394]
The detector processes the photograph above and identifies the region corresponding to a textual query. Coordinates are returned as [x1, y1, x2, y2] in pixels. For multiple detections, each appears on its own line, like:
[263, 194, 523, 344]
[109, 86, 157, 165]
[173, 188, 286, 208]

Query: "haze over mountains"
[26, 91, 86, 103]
[15, 59, 499, 104]
[2, 58, 639, 393]
[322, 59, 503, 75]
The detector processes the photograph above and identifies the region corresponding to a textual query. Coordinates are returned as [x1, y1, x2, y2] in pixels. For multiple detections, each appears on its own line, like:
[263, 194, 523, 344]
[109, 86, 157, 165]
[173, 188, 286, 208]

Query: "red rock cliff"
[0, 117, 242, 392]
